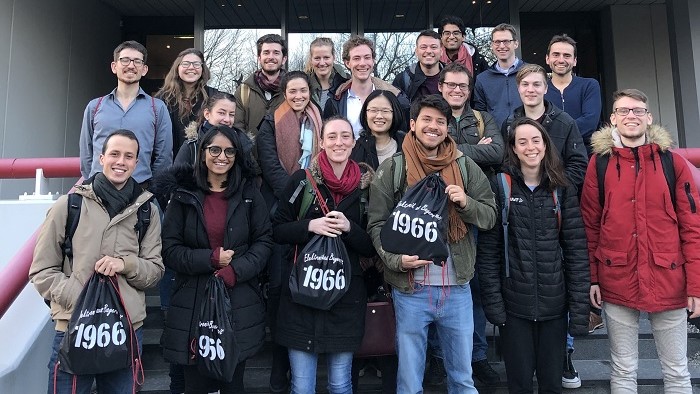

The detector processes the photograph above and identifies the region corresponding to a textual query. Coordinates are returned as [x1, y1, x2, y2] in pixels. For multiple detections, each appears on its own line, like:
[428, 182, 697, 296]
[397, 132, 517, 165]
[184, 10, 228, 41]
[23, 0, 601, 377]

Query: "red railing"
[0, 158, 81, 319]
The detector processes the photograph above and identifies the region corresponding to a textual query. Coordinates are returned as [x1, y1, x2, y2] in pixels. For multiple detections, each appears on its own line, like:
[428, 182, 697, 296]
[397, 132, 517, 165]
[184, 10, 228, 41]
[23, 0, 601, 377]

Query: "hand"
[477, 137, 492, 145]
[400, 255, 432, 270]
[590, 285, 602, 309]
[688, 296, 700, 319]
[445, 184, 467, 209]
[326, 211, 351, 232]
[219, 248, 234, 267]
[94, 256, 125, 276]
[308, 217, 343, 237]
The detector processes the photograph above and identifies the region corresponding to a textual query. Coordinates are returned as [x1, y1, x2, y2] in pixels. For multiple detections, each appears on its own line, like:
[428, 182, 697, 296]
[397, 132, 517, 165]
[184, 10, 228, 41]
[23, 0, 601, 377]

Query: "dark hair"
[194, 126, 255, 197]
[320, 115, 353, 139]
[547, 34, 577, 58]
[102, 129, 140, 157]
[113, 40, 147, 63]
[410, 94, 451, 122]
[491, 23, 518, 41]
[504, 118, 568, 190]
[342, 36, 376, 61]
[156, 48, 211, 122]
[612, 89, 649, 111]
[439, 61, 473, 91]
[197, 92, 236, 125]
[359, 90, 405, 139]
[416, 29, 441, 43]
[256, 34, 288, 57]
[437, 16, 465, 35]
[280, 71, 310, 94]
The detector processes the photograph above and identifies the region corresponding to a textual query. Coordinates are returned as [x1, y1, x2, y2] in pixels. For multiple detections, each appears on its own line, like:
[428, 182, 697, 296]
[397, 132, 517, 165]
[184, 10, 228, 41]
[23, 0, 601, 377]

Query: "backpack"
[390, 153, 470, 203]
[496, 173, 561, 278]
[472, 110, 486, 139]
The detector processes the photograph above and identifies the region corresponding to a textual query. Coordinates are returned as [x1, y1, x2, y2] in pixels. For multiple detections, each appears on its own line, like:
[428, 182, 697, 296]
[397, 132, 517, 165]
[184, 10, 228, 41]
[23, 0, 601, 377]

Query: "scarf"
[274, 100, 322, 174]
[92, 173, 138, 219]
[440, 43, 474, 75]
[254, 69, 284, 94]
[402, 132, 467, 243]
[317, 150, 361, 205]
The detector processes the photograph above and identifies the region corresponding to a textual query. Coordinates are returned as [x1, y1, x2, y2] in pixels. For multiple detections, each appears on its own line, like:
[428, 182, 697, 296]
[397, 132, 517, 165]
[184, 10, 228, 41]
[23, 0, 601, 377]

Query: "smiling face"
[99, 135, 138, 189]
[365, 95, 393, 135]
[512, 123, 546, 172]
[258, 43, 286, 76]
[546, 42, 577, 77]
[203, 99, 236, 127]
[321, 119, 356, 165]
[416, 36, 441, 68]
[311, 45, 334, 78]
[491, 30, 518, 64]
[439, 71, 470, 110]
[518, 72, 547, 109]
[111, 48, 148, 85]
[204, 133, 235, 178]
[178, 53, 203, 85]
[344, 44, 374, 82]
[284, 77, 310, 113]
[411, 106, 448, 155]
[610, 96, 652, 146]
[441, 23, 464, 52]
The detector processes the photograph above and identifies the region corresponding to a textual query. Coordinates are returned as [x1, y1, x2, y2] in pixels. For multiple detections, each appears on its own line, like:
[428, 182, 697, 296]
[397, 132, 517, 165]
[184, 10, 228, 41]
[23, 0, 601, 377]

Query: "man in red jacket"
[581, 88, 700, 392]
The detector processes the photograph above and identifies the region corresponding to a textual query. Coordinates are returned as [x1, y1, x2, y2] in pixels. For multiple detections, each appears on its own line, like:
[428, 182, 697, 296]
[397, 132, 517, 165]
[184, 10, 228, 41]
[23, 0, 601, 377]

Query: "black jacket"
[391, 62, 443, 103]
[502, 101, 588, 188]
[350, 130, 406, 171]
[159, 86, 220, 158]
[448, 106, 504, 177]
[256, 114, 295, 209]
[158, 165, 273, 365]
[272, 164, 376, 353]
[477, 171, 590, 336]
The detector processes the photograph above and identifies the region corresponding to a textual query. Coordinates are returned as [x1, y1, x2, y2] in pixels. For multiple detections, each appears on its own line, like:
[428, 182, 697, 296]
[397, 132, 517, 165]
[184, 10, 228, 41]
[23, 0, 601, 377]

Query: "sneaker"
[425, 355, 446, 386]
[588, 311, 604, 333]
[562, 349, 582, 389]
[472, 359, 500, 385]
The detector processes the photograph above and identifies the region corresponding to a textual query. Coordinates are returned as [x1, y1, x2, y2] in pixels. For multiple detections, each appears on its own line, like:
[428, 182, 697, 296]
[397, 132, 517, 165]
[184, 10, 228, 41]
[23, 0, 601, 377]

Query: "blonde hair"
[305, 37, 335, 74]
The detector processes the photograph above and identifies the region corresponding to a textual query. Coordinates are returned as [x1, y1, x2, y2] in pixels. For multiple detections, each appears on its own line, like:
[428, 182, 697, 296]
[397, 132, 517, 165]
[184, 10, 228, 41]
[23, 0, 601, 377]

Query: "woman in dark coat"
[477, 117, 590, 394]
[160, 125, 273, 393]
[273, 117, 376, 394]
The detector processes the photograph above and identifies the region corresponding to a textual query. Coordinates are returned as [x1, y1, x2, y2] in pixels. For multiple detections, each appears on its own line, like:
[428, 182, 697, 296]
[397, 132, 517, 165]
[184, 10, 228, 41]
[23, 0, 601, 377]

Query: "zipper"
[685, 182, 697, 213]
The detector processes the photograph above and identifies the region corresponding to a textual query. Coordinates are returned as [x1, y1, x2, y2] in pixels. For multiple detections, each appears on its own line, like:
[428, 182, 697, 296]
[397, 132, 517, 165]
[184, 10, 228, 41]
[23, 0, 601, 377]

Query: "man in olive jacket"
[367, 95, 497, 393]
[30, 130, 164, 393]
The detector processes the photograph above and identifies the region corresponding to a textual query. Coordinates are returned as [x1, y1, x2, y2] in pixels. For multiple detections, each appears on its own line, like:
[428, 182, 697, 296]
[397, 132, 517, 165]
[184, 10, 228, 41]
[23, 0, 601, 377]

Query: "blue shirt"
[545, 75, 601, 140]
[80, 88, 173, 183]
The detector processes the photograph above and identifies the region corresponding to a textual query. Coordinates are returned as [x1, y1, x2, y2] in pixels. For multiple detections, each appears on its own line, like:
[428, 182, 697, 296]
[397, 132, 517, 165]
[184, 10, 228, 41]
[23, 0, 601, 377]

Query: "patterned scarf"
[254, 69, 284, 94]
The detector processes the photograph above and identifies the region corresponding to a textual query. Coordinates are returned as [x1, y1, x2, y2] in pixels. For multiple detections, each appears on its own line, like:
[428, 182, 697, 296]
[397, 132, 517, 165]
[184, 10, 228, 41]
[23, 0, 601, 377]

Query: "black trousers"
[501, 314, 567, 394]
[183, 360, 246, 394]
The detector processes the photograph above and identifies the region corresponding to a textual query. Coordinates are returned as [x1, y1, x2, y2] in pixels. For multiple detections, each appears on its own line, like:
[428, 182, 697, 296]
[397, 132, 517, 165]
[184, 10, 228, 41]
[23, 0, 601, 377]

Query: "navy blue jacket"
[473, 59, 526, 126]
[545, 76, 602, 153]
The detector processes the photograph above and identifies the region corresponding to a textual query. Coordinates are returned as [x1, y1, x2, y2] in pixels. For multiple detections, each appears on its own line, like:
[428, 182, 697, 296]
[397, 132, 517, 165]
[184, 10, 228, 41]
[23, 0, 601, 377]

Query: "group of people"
[27, 13, 700, 394]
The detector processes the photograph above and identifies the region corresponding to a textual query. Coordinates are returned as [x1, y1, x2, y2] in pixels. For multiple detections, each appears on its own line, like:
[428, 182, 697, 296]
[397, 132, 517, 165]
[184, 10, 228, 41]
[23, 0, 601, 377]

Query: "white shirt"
[347, 85, 375, 139]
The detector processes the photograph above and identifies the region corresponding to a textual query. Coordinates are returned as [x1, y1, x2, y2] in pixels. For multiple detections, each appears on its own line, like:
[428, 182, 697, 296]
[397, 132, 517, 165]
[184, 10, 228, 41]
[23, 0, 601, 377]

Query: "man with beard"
[234, 33, 287, 139]
[80, 41, 172, 188]
[393, 30, 444, 103]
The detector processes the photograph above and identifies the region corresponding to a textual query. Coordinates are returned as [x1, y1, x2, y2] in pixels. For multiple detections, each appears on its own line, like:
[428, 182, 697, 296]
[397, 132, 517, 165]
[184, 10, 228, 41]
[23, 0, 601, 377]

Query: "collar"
[495, 58, 521, 75]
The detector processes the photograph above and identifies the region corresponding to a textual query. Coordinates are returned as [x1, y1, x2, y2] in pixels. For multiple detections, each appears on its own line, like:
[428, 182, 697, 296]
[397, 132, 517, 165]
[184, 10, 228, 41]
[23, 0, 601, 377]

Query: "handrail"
[0, 157, 81, 319]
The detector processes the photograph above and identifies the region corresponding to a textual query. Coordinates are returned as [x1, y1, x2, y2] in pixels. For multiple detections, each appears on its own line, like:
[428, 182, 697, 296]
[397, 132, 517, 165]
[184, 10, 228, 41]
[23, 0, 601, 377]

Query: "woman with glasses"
[158, 125, 273, 393]
[305, 37, 348, 113]
[156, 48, 221, 158]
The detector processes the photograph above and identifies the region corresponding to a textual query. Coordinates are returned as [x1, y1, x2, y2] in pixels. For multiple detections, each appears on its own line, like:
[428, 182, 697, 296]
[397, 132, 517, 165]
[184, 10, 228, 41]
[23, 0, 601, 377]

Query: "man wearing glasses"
[438, 16, 489, 82]
[392, 30, 444, 103]
[581, 89, 700, 393]
[473, 23, 526, 126]
[79, 40, 173, 189]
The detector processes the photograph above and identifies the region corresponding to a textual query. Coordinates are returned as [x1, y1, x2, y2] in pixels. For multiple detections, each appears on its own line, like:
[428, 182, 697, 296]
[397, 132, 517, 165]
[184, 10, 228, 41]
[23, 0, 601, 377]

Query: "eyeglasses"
[118, 57, 145, 66]
[418, 45, 441, 51]
[180, 61, 203, 69]
[366, 108, 393, 115]
[206, 146, 236, 158]
[441, 31, 463, 37]
[614, 107, 648, 116]
[442, 82, 469, 91]
[492, 39, 515, 47]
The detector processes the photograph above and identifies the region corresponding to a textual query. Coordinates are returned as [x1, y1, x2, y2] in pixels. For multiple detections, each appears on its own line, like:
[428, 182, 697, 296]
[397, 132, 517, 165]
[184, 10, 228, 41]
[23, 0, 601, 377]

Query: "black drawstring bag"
[58, 273, 139, 376]
[195, 275, 239, 382]
[380, 173, 449, 265]
[290, 234, 352, 310]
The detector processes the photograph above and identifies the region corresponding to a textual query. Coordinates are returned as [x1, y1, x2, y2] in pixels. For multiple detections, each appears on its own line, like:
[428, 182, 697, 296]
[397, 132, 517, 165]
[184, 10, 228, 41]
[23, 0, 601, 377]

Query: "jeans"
[393, 283, 477, 394]
[288, 349, 353, 394]
[47, 328, 143, 394]
[605, 303, 691, 393]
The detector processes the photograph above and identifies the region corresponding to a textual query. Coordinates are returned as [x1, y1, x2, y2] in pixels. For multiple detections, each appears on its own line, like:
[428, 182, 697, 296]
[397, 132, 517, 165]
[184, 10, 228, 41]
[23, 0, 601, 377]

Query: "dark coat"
[256, 114, 294, 209]
[159, 165, 273, 365]
[350, 129, 406, 171]
[448, 106, 503, 177]
[502, 100, 588, 188]
[159, 86, 220, 158]
[391, 62, 443, 103]
[477, 171, 590, 336]
[272, 164, 376, 353]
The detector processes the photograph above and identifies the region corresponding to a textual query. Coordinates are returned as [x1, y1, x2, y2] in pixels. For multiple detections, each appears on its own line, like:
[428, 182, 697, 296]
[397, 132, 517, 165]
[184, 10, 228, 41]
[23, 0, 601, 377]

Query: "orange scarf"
[402, 132, 468, 243]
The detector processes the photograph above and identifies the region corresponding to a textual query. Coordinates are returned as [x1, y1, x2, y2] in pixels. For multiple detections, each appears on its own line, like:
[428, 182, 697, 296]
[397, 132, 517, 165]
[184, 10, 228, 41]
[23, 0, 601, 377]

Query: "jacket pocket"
[594, 247, 628, 297]
[651, 252, 686, 301]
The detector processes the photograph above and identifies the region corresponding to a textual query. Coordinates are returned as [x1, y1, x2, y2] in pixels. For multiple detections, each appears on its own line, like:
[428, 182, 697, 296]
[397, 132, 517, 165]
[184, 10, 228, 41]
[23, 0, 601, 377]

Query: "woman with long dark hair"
[273, 117, 375, 394]
[159, 126, 272, 393]
[477, 117, 590, 393]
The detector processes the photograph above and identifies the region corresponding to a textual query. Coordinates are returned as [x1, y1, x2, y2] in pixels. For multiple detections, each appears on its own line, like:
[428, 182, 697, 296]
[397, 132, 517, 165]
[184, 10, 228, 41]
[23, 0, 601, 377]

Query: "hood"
[151, 163, 198, 202]
[590, 124, 675, 156]
[184, 121, 199, 140]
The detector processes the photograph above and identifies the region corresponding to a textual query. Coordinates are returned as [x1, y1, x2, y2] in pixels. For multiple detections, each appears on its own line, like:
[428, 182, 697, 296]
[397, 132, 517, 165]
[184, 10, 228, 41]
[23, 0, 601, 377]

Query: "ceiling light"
[487, 0, 492, 3]
[298, 15, 309, 19]
[472, 0, 476, 3]
[221, 3, 225, 6]
[237, 3, 242, 6]
[174, 35, 195, 39]
[166, 45, 171, 49]
[395, 14, 405, 18]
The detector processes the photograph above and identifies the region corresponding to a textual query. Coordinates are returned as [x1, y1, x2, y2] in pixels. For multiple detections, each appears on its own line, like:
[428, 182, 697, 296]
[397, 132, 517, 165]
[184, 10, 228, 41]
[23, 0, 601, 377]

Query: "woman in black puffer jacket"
[477, 117, 590, 394]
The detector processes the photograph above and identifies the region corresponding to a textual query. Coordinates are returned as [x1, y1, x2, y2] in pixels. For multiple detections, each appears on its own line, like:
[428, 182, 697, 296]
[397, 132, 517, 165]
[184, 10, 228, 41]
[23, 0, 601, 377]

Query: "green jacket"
[367, 153, 497, 293]
[234, 73, 285, 138]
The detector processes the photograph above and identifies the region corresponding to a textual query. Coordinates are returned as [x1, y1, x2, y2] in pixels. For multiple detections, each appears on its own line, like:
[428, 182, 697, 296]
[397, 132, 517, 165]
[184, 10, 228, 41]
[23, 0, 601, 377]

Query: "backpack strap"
[659, 150, 676, 209]
[392, 153, 406, 204]
[61, 193, 83, 267]
[595, 153, 610, 207]
[135, 197, 153, 245]
[496, 173, 512, 278]
[472, 110, 485, 139]
[90, 96, 106, 131]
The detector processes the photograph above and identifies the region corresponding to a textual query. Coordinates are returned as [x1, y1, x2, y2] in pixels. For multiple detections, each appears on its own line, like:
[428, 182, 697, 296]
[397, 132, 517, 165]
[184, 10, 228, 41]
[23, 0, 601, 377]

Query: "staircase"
[139, 287, 700, 393]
